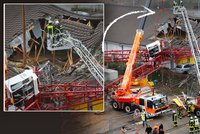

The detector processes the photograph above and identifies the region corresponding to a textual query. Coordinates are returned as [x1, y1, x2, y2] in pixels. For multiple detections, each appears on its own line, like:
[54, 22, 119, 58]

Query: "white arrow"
[102, 6, 155, 51]
[137, 6, 155, 19]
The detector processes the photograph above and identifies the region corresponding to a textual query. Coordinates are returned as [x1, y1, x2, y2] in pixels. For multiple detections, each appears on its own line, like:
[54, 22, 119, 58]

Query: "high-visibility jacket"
[178, 107, 182, 114]
[195, 118, 199, 126]
[189, 119, 195, 128]
[172, 113, 177, 122]
[191, 105, 195, 112]
[180, 1, 183, 5]
[141, 113, 146, 121]
[47, 25, 54, 35]
[60, 25, 64, 29]
[54, 24, 64, 34]
[173, 1, 177, 6]
[187, 104, 192, 112]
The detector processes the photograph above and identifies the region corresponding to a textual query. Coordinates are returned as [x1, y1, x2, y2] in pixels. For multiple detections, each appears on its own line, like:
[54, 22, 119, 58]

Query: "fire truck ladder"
[47, 32, 104, 87]
[174, 6, 200, 84]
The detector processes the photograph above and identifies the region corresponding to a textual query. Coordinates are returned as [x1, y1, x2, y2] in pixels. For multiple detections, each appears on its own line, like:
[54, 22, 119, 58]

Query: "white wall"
[104, 41, 132, 51]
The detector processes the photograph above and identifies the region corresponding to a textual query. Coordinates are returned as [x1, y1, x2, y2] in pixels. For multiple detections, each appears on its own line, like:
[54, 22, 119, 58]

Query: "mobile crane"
[110, 0, 170, 117]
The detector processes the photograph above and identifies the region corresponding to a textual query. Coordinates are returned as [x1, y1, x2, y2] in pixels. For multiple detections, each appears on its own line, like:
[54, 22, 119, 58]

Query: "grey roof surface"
[104, 5, 200, 45]
[104, 5, 174, 45]
[5, 4, 103, 57]
[5, 4, 103, 45]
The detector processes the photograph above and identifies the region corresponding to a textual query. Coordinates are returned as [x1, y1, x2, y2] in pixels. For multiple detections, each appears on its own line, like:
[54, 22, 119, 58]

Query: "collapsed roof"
[5, 4, 103, 57]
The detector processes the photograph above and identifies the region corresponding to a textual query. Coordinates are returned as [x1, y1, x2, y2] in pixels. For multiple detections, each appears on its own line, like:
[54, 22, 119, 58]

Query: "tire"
[195, 108, 200, 117]
[124, 104, 133, 113]
[112, 101, 119, 110]
[183, 71, 188, 74]
[133, 106, 142, 116]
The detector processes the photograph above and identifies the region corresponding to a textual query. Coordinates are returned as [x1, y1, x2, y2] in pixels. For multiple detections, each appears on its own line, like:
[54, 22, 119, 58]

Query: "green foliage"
[108, 62, 126, 74]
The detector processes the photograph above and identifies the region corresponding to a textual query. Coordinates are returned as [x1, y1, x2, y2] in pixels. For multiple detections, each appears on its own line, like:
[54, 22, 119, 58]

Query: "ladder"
[47, 32, 104, 87]
[174, 6, 200, 85]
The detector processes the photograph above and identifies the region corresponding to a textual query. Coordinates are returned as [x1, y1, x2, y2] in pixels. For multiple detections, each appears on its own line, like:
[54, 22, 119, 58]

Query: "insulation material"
[9, 30, 31, 52]
[157, 23, 169, 34]
[72, 103, 88, 110]
[173, 98, 183, 107]
[32, 20, 42, 39]
[189, 57, 195, 64]
[176, 57, 188, 64]
[92, 100, 103, 110]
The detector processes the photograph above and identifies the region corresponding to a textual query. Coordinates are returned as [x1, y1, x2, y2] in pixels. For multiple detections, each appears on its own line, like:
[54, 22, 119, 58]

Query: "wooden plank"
[36, 21, 47, 62]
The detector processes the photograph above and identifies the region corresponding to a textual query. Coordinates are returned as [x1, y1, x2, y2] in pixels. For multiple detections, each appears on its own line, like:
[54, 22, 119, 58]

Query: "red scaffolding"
[104, 47, 192, 63]
[105, 47, 192, 90]
[5, 80, 103, 111]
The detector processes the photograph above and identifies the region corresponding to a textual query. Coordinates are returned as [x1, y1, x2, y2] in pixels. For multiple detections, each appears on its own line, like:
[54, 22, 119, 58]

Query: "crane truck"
[110, 0, 170, 117]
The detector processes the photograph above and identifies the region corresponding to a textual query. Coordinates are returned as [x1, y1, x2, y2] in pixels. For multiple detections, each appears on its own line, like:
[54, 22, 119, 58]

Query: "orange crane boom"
[117, 30, 144, 96]
[111, 1, 170, 116]
[117, 0, 152, 97]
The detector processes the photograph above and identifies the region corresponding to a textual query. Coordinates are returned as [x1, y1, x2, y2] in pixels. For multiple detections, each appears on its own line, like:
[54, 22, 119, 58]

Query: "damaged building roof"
[5, 4, 104, 84]
[5, 4, 103, 57]
[5, 4, 103, 45]
[105, 5, 200, 45]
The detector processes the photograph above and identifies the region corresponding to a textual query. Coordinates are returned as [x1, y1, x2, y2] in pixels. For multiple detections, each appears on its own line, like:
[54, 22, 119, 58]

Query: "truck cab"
[111, 86, 170, 117]
[5, 70, 39, 110]
[139, 93, 169, 117]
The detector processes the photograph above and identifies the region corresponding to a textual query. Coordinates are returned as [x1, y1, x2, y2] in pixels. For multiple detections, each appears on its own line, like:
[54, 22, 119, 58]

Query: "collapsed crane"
[110, 0, 170, 117]
[5, 17, 104, 111]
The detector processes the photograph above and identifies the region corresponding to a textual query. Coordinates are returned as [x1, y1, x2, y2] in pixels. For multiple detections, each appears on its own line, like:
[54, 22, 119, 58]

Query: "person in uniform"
[173, 0, 178, 6]
[187, 102, 192, 117]
[180, 0, 183, 6]
[141, 110, 147, 127]
[194, 116, 200, 133]
[172, 111, 177, 127]
[145, 124, 152, 134]
[153, 123, 159, 134]
[189, 116, 195, 134]
[177, 106, 183, 119]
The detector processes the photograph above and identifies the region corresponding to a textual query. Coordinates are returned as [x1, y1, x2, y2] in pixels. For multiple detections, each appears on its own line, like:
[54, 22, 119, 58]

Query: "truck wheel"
[112, 101, 119, 110]
[133, 106, 142, 116]
[124, 104, 133, 113]
[183, 71, 188, 74]
[195, 108, 200, 117]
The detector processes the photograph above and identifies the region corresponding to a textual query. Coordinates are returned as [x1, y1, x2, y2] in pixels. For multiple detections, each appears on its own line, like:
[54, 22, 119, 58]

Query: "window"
[11, 82, 23, 92]
[23, 78, 30, 84]
[147, 100, 153, 108]
[176, 65, 182, 68]
[184, 64, 191, 68]
[139, 98, 144, 106]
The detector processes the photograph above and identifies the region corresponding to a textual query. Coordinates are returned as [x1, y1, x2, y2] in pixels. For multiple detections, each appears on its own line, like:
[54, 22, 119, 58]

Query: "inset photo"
[4, 3, 104, 112]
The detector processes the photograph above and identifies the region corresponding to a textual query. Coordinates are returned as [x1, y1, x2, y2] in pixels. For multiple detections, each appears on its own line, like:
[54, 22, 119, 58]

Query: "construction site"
[60, 0, 200, 134]
[3, 0, 200, 134]
[4, 4, 104, 111]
